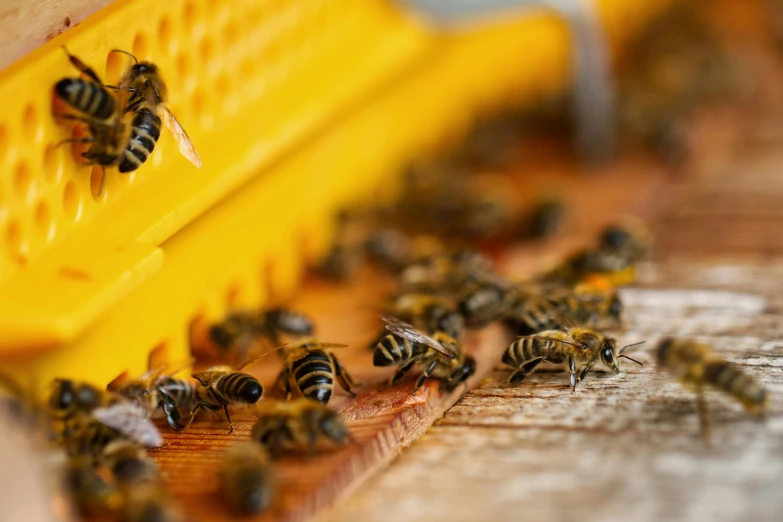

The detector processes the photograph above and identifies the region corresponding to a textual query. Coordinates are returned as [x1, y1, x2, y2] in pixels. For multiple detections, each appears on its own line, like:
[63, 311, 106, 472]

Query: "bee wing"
[381, 315, 455, 358]
[235, 344, 290, 371]
[521, 335, 584, 349]
[106, 370, 130, 391]
[160, 106, 202, 168]
[92, 402, 163, 448]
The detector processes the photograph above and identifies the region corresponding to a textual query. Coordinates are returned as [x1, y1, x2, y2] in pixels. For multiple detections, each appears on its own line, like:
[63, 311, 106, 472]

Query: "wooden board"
[141, 151, 668, 522]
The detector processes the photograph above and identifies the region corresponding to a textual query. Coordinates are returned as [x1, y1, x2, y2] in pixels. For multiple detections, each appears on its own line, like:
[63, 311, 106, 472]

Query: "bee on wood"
[185, 355, 266, 433]
[273, 339, 358, 405]
[385, 293, 465, 339]
[373, 316, 476, 395]
[208, 307, 314, 362]
[545, 222, 651, 285]
[220, 442, 277, 515]
[108, 50, 202, 172]
[503, 327, 644, 391]
[505, 282, 623, 335]
[108, 366, 195, 432]
[457, 277, 512, 329]
[655, 337, 768, 438]
[251, 399, 352, 458]
[67, 402, 163, 458]
[102, 440, 182, 522]
[66, 455, 123, 514]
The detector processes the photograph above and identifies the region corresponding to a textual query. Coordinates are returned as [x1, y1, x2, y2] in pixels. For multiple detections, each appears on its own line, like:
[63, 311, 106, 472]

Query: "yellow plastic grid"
[0, 0, 673, 388]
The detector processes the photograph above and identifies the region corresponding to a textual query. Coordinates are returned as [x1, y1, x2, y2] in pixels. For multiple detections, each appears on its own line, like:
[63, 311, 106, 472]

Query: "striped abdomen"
[372, 334, 425, 367]
[291, 350, 333, 404]
[55, 78, 115, 120]
[157, 377, 195, 410]
[119, 108, 161, 173]
[507, 297, 557, 335]
[503, 337, 556, 368]
[215, 372, 263, 405]
[703, 362, 767, 411]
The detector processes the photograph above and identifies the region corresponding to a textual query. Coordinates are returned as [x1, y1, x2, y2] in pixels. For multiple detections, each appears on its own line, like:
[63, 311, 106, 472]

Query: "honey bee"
[102, 440, 182, 522]
[53, 49, 132, 194]
[67, 402, 163, 458]
[373, 316, 476, 395]
[385, 293, 465, 339]
[397, 249, 494, 295]
[273, 339, 358, 405]
[109, 366, 195, 432]
[208, 307, 314, 362]
[108, 50, 202, 172]
[503, 328, 644, 390]
[505, 283, 622, 335]
[66, 455, 123, 514]
[545, 222, 651, 285]
[526, 198, 565, 239]
[185, 355, 266, 433]
[220, 442, 277, 515]
[251, 399, 353, 458]
[655, 338, 768, 437]
[364, 227, 414, 273]
[457, 278, 512, 328]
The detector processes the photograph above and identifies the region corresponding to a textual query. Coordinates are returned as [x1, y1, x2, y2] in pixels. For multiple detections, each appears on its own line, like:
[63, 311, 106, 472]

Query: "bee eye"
[603, 347, 613, 359]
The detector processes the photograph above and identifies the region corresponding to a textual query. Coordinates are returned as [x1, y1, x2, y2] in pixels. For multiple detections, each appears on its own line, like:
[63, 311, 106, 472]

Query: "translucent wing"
[161, 105, 202, 168]
[524, 335, 583, 349]
[236, 344, 290, 371]
[92, 402, 163, 448]
[381, 315, 455, 358]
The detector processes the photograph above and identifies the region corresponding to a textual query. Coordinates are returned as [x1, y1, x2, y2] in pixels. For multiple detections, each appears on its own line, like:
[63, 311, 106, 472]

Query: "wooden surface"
[143, 152, 667, 522]
[330, 49, 783, 522]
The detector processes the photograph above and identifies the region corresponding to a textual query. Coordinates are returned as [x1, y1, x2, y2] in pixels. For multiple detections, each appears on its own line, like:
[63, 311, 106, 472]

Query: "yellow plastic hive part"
[0, 0, 673, 389]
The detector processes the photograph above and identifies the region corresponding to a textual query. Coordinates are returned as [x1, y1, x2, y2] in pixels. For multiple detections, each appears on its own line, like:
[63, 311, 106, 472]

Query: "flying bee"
[503, 328, 644, 391]
[273, 339, 358, 405]
[373, 316, 476, 395]
[102, 440, 183, 522]
[108, 366, 195, 432]
[107, 50, 202, 172]
[185, 354, 267, 434]
[655, 337, 768, 438]
[220, 442, 277, 515]
[208, 307, 314, 362]
[251, 399, 353, 458]
[385, 293, 465, 339]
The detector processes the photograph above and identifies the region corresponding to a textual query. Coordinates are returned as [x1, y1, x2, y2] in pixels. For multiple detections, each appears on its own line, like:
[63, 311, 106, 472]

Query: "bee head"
[451, 355, 476, 385]
[130, 61, 157, 80]
[49, 379, 74, 411]
[600, 338, 620, 374]
[209, 324, 236, 349]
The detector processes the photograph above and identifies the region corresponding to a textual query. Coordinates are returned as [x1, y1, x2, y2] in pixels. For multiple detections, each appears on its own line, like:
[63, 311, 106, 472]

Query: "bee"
[545, 222, 651, 285]
[363, 227, 414, 273]
[220, 442, 277, 515]
[504, 283, 622, 335]
[102, 440, 182, 522]
[457, 278, 512, 328]
[108, 50, 202, 172]
[503, 328, 644, 390]
[655, 338, 768, 437]
[53, 49, 132, 194]
[66, 455, 123, 514]
[185, 355, 266, 434]
[273, 339, 358, 405]
[68, 402, 163, 457]
[108, 367, 195, 432]
[208, 307, 314, 362]
[398, 249, 493, 294]
[251, 399, 352, 458]
[526, 198, 565, 239]
[373, 316, 476, 395]
[385, 293, 465, 339]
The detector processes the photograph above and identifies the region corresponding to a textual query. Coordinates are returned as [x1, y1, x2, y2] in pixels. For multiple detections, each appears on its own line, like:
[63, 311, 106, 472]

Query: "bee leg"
[696, 386, 711, 443]
[508, 358, 544, 385]
[184, 403, 207, 430]
[330, 353, 360, 396]
[569, 357, 577, 392]
[159, 393, 183, 431]
[578, 365, 591, 383]
[412, 361, 439, 396]
[222, 405, 234, 435]
[382, 360, 416, 391]
[61, 47, 103, 84]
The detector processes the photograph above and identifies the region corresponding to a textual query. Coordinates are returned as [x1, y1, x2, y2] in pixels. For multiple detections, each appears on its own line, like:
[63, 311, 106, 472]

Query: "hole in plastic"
[63, 181, 82, 222]
[14, 162, 33, 200]
[90, 166, 107, 201]
[35, 200, 55, 241]
[43, 143, 63, 184]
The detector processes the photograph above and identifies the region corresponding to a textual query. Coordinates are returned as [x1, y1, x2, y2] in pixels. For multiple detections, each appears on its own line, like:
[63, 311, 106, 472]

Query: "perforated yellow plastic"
[0, 0, 671, 389]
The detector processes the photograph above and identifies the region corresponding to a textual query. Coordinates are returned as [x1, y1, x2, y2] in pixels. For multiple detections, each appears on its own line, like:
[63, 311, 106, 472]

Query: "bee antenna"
[620, 340, 645, 354]
[110, 49, 138, 63]
[619, 355, 643, 366]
